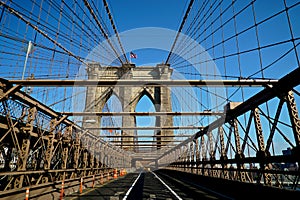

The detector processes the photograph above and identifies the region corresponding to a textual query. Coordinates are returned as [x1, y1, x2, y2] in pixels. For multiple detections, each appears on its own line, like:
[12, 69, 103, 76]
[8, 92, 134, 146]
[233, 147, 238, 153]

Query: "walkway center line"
[122, 172, 142, 200]
[151, 171, 183, 200]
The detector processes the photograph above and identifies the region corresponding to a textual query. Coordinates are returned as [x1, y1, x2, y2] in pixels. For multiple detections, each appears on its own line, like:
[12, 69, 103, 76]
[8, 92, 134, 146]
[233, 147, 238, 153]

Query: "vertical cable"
[231, 0, 246, 129]
[251, 1, 273, 151]
[220, 2, 229, 103]
[283, 0, 300, 67]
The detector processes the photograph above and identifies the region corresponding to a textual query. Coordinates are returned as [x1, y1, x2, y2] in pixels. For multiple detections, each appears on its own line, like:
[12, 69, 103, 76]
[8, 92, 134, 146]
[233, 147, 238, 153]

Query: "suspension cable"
[165, 0, 195, 64]
[83, 0, 124, 65]
[0, 1, 89, 67]
[102, 0, 128, 64]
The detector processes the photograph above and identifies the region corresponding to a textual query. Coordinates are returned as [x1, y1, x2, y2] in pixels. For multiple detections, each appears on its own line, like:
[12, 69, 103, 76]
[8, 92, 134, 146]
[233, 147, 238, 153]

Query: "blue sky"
[107, 0, 187, 66]
[108, 0, 186, 31]
[95, 0, 300, 154]
[1, 0, 300, 155]
[1, 0, 299, 79]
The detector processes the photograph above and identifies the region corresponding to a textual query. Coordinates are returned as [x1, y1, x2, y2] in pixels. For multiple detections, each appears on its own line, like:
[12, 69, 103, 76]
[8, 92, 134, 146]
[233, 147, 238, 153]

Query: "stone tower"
[83, 63, 173, 151]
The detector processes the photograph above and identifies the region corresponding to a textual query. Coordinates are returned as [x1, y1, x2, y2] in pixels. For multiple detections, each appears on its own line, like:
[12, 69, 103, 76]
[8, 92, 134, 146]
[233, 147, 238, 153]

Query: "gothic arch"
[131, 88, 158, 113]
[101, 92, 123, 128]
[83, 64, 174, 150]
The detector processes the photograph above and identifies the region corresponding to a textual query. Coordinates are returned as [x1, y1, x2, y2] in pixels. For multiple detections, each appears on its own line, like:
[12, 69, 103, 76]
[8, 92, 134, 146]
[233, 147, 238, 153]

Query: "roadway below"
[65, 170, 233, 200]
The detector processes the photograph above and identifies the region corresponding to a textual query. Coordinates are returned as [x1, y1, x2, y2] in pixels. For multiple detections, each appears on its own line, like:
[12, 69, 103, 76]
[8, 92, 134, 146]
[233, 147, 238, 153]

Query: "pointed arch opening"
[101, 93, 122, 144]
[135, 93, 156, 152]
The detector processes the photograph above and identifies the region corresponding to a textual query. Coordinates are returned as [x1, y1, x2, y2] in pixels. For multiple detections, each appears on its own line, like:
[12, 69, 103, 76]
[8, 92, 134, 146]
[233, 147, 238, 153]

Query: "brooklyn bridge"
[0, 0, 300, 199]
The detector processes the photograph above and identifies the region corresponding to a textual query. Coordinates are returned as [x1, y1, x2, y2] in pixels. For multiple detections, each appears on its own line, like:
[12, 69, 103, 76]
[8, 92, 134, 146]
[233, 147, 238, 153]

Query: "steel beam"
[116, 144, 178, 146]
[9, 89, 99, 140]
[108, 140, 182, 143]
[99, 135, 193, 138]
[0, 84, 22, 101]
[157, 67, 300, 160]
[7, 79, 278, 87]
[62, 111, 224, 116]
[87, 126, 203, 130]
[193, 67, 300, 140]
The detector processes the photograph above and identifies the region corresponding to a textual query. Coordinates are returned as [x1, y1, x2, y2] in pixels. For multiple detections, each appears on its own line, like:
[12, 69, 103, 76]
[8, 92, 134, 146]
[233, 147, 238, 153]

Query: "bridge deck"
[65, 171, 230, 200]
[1, 0, 300, 199]
[65, 170, 300, 200]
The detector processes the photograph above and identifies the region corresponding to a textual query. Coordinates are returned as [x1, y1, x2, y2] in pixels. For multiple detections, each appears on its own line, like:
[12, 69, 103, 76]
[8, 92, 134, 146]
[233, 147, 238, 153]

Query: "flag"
[130, 51, 137, 59]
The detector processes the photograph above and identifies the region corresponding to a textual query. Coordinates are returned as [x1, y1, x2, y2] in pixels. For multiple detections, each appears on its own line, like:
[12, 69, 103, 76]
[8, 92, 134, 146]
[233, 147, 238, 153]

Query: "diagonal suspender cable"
[83, 0, 124, 65]
[165, 0, 195, 64]
[102, 0, 128, 64]
[0, 1, 89, 67]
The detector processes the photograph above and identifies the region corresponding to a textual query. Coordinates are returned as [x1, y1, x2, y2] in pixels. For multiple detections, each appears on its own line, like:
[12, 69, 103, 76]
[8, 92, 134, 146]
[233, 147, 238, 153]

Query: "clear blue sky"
[107, 0, 187, 66]
[1, 0, 300, 155]
[104, 0, 300, 154]
[108, 0, 186, 31]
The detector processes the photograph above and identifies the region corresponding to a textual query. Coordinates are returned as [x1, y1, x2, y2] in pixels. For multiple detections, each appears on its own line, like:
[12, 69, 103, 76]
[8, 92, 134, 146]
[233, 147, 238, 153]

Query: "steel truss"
[0, 69, 299, 196]
[157, 68, 300, 190]
[0, 80, 131, 199]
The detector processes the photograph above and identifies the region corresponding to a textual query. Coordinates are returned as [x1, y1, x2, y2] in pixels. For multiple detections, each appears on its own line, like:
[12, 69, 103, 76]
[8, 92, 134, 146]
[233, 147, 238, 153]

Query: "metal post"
[22, 41, 32, 80]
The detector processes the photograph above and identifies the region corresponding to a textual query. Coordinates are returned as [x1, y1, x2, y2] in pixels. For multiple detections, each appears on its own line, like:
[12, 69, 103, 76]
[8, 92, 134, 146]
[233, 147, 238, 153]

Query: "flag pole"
[129, 52, 132, 64]
[22, 41, 32, 80]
